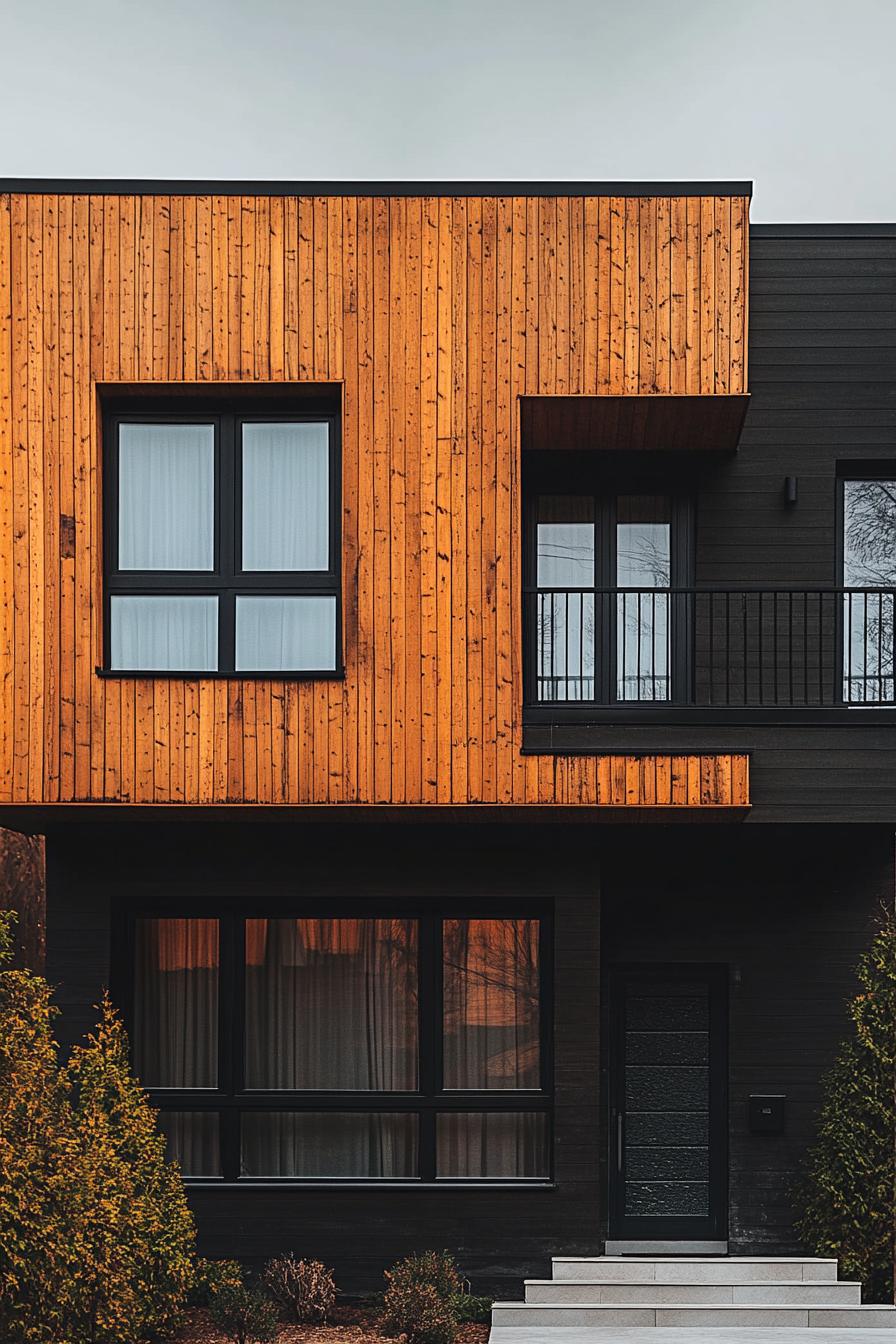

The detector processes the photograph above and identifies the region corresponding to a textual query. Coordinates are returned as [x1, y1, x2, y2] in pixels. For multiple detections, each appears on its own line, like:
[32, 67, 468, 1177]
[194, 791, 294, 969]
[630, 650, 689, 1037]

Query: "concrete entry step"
[491, 1303, 896, 1329]
[490, 1257, 895, 1334]
[525, 1281, 862, 1306]
[551, 1257, 841, 1283]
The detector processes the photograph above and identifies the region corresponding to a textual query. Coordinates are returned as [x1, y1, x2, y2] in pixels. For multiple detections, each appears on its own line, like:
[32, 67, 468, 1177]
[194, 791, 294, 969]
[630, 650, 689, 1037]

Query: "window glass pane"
[843, 480, 896, 703]
[536, 496, 595, 586]
[158, 1111, 221, 1178]
[134, 919, 219, 1088]
[241, 1112, 417, 1178]
[245, 919, 418, 1090]
[616, 495, 671, 702]
[242, 421, 330, 571]
[443, 919, 540, 1089]
[110, 595, 218, 672]
[118, 423, 214, 571]
[436, 1113, 548, 1178]
[536, 498, 595, 702]
[235, 595, 336, 672]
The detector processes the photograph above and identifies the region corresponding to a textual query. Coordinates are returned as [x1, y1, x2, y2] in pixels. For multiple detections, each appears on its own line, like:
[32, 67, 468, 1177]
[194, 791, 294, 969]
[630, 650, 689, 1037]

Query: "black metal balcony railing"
[526, 588, 896, 709]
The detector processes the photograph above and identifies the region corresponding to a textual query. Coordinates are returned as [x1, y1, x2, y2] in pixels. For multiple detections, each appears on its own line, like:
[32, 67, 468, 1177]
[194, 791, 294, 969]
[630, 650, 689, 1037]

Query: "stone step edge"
[529, 1279, 860, 1287]
[493, 1302, 896, 1312]
[552, 1256, 840, 1264]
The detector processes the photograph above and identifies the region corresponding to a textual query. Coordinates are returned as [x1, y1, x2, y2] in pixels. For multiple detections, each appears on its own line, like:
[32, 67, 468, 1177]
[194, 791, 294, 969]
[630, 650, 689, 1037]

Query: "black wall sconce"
[784, 476, 798, 506]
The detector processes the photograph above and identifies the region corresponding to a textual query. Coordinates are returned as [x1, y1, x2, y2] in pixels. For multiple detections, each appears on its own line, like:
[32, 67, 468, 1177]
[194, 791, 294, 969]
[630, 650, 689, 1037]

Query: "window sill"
[96, 666, 345, 681]
[184, 1179, 556, 1191]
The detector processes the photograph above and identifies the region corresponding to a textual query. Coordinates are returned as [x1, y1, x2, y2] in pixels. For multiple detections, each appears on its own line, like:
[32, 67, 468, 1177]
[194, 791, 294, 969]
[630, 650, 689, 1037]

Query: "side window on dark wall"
[842, 476, 896, 703]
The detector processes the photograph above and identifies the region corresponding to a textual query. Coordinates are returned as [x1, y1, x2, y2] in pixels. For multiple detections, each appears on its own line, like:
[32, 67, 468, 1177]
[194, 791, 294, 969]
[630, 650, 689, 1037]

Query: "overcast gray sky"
[2, 0, 894, 221]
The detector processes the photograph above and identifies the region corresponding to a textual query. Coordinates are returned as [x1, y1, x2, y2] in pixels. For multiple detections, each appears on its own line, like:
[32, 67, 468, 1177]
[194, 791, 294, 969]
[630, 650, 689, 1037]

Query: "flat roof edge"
[752, 222, 896, 237]
[0, 177, 753, 198]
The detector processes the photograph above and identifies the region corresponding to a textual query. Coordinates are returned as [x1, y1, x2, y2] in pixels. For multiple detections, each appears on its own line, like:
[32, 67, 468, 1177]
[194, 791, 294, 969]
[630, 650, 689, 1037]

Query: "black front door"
[608, 965, 728, 1244]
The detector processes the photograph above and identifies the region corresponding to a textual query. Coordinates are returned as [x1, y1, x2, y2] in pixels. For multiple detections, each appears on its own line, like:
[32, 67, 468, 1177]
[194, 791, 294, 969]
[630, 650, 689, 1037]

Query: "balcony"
[524, 587, 896, 726]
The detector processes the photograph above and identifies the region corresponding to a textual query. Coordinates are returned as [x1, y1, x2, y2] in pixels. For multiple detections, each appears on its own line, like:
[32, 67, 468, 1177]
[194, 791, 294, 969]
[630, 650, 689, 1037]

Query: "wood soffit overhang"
[521, 393, 751, 455]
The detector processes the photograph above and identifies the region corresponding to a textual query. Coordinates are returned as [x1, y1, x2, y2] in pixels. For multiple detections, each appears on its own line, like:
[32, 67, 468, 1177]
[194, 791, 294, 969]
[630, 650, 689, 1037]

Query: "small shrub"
[387, 1250, 462, 1300]
[264, 1254, 337, 1322]
[451, 1292, 492, 1324]
[190, 1257, 244, 1307]
[381, 1280, 457, 1344]
[209, 1283, 278, 1344]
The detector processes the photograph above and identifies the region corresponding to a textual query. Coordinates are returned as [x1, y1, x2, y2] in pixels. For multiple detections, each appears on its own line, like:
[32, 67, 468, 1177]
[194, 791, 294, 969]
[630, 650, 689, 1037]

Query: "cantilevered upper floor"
[1, 182, 895, 820]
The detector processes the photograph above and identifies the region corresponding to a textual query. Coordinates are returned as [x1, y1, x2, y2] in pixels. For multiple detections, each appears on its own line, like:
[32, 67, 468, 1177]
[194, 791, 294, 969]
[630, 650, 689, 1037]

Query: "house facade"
[0, 181, 894, 1291]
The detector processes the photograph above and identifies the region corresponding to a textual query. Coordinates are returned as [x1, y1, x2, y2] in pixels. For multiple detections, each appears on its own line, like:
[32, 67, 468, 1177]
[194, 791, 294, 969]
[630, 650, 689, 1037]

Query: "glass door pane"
[842, 480, 896, 702]
[616, 495, 672, 701]
[535, 496, 595, 701]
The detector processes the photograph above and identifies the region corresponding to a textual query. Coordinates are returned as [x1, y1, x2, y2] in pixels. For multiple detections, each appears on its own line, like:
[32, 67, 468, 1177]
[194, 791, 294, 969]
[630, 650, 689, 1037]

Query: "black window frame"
[523, 459, 695, 711]
[102, 401, 342, 678]
[117, 900, 553, 1188]
[836, 464, 896, 706]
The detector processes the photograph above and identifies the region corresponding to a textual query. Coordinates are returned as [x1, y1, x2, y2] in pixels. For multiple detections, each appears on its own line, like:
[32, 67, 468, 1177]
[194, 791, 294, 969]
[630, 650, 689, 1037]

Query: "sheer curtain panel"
[118, 423, 214, 570]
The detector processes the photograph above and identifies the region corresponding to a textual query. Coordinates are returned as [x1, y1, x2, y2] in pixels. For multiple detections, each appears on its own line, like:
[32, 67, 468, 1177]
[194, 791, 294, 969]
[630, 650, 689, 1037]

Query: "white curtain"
[234, 595, 335, 672]
[242, 918, 418, 1177]
[134, 918, 219, 1088]
[437, 1111, 547, 1178]
[110, 595, 218, 671]
[241, 1112, 417, 1179]
[118, 423, 214, 571]
[242, 421, 329, 571]
[158, 1110, 221, 1178]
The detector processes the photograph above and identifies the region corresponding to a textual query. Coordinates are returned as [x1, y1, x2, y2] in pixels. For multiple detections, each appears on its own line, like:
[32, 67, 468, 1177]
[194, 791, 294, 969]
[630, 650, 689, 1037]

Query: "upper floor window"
[104, 408, 340, 675]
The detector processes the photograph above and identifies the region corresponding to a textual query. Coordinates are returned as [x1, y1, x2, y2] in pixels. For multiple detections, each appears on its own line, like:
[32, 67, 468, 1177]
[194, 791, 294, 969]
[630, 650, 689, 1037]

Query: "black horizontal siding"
[545, 229, 896, 822]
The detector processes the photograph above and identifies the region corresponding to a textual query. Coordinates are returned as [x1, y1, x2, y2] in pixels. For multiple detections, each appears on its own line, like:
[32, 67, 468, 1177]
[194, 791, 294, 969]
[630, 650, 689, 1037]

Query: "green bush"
[190, 1257, 244, 1307]
[386, 1250, 462, 1300]
[209, 1283, 279, 1344]
[0, 909, 197, 1343]
[381, 1281, 457, 1344]
[796, 908, 896, 1301]
[264, 1253, 337, 1322]
[451, 1292, 493, 1324]
[382, 1251, 464, 1344]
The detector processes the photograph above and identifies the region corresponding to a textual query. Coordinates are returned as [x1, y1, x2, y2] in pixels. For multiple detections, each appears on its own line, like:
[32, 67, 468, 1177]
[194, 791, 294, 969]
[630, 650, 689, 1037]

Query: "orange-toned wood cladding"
[0, 191, 750, 808]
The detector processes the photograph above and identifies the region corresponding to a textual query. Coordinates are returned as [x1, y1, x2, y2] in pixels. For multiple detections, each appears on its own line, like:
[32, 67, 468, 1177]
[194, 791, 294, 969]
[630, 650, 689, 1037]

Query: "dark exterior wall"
[45, 821, 601, 1294]
[602, 823, 893, 1252]
[45, 815, 893, 1286]
[553, 226, 896, 822]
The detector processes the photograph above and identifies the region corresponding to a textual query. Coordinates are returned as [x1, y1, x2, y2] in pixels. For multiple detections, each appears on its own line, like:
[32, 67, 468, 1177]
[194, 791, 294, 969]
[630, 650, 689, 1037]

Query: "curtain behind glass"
[437, 1112, 547, 1178]
[241, 1112, 417, 1178]
[118, 423, 214, 570]
[234, 596, 336, 672]
[110, 595, 218, 671]
[134, 918, 219, 1088]
[242, 422, 329, 571]
[158, 1111, 221, 1178]
[244, 918, 418, 1090]
[443, 919, 540, 1089]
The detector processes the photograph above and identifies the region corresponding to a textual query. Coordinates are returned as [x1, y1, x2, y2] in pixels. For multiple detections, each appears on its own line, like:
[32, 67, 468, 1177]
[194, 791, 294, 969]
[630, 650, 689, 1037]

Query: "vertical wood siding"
[0, 191, 750, 807]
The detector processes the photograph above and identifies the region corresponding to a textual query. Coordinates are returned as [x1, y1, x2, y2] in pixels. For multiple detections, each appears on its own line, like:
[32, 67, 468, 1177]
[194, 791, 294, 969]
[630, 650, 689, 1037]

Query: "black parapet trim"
[0, 177, 753, 198]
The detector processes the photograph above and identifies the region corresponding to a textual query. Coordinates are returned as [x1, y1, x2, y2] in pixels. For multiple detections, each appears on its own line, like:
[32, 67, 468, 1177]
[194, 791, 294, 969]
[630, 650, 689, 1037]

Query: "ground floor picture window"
[129, 908, 550, 1183]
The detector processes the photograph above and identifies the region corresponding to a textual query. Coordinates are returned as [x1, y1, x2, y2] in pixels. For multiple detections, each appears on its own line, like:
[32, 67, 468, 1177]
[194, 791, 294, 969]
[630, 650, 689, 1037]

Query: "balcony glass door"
[616, 496, 672, 701]
[531, 489, 690, 706]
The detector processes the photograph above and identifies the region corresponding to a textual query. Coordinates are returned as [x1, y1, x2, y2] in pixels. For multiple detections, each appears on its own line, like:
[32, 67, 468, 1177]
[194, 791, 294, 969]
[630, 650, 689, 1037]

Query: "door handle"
[616, 1113, 624, 1172]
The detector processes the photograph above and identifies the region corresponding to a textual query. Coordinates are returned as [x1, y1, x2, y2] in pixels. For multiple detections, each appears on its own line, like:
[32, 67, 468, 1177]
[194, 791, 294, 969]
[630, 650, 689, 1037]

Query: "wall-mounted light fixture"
[784, 476, 798, 506]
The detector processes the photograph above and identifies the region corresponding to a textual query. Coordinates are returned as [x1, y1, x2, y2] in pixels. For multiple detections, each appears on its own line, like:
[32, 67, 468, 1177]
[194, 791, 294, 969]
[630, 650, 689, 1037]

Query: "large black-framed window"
[122, 903, 552, 1185]
[103, 406, 342, 677]
[523, 465, 694, 709]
